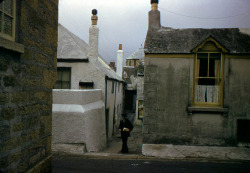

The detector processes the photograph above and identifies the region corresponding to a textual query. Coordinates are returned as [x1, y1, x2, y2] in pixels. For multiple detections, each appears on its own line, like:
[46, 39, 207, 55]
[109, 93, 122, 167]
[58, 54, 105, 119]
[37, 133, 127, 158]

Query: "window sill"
[0, 37, 24, 54]
[187, 106, 229, 117]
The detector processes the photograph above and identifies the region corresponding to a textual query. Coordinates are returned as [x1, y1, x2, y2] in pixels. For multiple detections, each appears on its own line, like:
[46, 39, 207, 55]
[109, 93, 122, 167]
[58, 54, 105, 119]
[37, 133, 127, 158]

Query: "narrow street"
[52, 124, 250, 173]
[52, 155, 250, 173]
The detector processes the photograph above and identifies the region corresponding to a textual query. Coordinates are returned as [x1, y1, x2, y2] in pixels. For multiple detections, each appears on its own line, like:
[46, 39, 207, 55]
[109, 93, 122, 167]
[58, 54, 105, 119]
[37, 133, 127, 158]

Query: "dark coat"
[119, 118, 133, 136]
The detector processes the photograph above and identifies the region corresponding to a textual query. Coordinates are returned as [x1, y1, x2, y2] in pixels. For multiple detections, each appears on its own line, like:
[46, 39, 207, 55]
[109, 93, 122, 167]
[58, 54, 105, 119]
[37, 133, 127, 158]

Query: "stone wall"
[0, 0, 58, 172]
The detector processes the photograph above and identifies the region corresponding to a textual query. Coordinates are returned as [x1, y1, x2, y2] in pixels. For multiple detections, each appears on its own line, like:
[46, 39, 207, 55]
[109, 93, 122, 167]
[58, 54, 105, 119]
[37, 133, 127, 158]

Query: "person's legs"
[121, 134, 128, 153]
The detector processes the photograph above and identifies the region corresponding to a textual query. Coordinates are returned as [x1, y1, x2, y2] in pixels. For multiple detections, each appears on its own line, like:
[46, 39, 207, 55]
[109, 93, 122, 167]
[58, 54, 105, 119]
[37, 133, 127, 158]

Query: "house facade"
[55, 10, 124, 141]
[143, 0, 250, 147]
[0, 0, 58, 172]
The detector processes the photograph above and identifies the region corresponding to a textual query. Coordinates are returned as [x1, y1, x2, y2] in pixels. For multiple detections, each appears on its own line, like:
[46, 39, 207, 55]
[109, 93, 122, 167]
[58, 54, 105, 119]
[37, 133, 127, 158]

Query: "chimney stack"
[88, 9, 99, 61]
[116, 44, 123, 78]
[148, 0, 161, 29]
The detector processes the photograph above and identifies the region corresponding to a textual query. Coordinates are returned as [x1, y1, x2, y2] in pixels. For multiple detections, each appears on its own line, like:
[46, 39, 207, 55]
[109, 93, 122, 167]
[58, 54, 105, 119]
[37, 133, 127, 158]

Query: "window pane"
[197, 53, 208, 78]
[4, 14, 12, 36]
[62, 71, 70, 81]
[209, 53, 220, 77]
[62, 82, 70, 89]
[4, 0, 12, 15]
[57, 71, 62, 81]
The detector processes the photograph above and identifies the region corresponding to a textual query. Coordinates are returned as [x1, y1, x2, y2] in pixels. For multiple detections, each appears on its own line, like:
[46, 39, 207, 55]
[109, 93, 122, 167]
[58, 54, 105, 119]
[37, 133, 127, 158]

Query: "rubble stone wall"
[0, 0, 58, 172]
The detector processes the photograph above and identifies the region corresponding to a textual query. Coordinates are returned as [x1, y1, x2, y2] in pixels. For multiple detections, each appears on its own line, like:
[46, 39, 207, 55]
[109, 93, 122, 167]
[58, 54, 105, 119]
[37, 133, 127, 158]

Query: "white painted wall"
[105, 80, 124, 138]
[57, 62, 106, 100]
[52, 89, 106, 152]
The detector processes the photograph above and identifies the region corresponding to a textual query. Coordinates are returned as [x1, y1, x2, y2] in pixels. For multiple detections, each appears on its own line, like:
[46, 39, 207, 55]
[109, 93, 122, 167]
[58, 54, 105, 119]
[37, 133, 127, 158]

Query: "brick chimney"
[109, 61, 116, 71]
[116, 44, 123, 78]
[148, 0, 161, 30]
[88, 9, 99, 61]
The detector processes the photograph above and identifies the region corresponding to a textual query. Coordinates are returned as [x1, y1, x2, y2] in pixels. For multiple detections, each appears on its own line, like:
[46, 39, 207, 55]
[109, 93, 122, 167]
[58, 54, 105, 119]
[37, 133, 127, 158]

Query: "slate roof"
[126, 48, 145, 60]
[57, 24, 123, 82]
[144, 27, 250, 54]
[58, 24, 89, 59]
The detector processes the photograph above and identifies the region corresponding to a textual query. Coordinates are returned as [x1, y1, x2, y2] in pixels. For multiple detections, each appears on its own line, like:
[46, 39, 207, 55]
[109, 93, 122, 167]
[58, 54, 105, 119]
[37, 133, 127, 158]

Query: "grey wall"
[143, 56, 250, 146]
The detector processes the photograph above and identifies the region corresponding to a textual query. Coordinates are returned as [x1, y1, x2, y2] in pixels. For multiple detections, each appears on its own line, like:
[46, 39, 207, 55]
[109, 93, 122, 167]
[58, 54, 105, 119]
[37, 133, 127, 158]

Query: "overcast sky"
[59, 0, 250, 64]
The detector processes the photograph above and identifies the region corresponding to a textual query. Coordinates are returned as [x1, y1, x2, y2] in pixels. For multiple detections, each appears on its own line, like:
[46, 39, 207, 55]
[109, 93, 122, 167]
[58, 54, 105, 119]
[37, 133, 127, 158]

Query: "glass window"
[54, 68, 71, 89]
[194, 53, 222, 104]
[0, 0, 15, 41]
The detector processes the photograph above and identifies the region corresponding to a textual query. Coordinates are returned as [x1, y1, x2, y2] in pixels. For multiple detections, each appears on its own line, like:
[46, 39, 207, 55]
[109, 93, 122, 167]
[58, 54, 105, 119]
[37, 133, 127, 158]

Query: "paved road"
[52, 155, 250, 173]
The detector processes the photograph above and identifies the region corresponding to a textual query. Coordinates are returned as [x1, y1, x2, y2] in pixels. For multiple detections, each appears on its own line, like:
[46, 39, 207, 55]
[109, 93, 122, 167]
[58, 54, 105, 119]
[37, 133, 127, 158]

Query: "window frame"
[0, 0, 16, 41]
[192, 45, 225, 107]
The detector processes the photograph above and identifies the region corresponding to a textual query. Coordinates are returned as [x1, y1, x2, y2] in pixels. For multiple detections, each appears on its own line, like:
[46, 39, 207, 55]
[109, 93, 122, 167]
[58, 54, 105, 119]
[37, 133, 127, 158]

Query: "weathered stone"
[0, 93, 9, 104]
[11, 92, 27, 103]
[21, 49, 32, 61]
[46, 24, 57, 47]
[0, 58, 8, 71]
[19, 104, 47, 116]
[3, 76, 17, 87]
[0, 124, 10, 138]
[33, 53, 48, 65]
[10, 152, 22, 163]
[42, 69, 56, 88]
[13, 122, 25, 132]
[1, 107, 15, 120]
[41, 115, 52, 135]
[1, 0, 58, 172]
[0, 137, 19, 152]
[0, 156, 9, 169]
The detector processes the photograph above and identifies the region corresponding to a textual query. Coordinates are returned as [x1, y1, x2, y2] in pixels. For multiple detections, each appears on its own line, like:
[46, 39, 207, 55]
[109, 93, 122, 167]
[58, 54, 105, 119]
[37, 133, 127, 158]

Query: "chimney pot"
[91, 9, 98, 25]
[92, 9, 97, 15]
[151, 0, 158, 4]
[119, 44, 122, 50]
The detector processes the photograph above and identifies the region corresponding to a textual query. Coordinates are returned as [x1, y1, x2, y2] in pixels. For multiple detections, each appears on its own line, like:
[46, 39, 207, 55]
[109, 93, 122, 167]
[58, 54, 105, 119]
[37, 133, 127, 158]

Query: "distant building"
[123, 48, 145, 124]
[55, 10, 124, 142]
[143, 0, 250, 147]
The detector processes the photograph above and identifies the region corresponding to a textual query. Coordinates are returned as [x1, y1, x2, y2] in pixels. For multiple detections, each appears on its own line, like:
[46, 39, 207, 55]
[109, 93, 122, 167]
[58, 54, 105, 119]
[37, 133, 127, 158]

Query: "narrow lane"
[53, 155, 250, 173]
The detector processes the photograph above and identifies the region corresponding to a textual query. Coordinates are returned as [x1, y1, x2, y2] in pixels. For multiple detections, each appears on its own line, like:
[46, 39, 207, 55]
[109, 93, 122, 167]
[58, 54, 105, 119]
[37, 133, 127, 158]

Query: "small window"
[54, 67, 71, 89]
[0, 0, 16, 41]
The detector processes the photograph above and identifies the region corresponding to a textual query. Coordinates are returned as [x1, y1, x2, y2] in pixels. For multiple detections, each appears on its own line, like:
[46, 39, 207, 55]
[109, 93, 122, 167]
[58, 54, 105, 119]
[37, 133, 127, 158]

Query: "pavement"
[52, 124, 250, 162]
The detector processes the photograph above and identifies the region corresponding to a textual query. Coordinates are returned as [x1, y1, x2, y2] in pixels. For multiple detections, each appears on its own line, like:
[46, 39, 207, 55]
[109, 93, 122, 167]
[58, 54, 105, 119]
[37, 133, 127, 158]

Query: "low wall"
[52, 89, 106, 152]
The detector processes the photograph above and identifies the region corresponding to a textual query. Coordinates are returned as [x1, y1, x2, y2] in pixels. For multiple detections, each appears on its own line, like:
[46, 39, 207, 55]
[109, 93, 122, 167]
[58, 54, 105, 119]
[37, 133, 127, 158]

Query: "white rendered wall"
[57, 62, 106, 101]
[52, 89, 106, 152]
[88, 25, 99, 61]
[105, 80, 124, 138]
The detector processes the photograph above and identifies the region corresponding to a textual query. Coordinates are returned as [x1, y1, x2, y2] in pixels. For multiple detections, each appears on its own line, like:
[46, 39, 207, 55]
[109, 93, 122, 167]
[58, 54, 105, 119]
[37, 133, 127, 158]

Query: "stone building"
[0, 0, 58, 172]
[123, 48, 144, 124]
[55, 10, 124, 142]
[143, 0, 250, 147]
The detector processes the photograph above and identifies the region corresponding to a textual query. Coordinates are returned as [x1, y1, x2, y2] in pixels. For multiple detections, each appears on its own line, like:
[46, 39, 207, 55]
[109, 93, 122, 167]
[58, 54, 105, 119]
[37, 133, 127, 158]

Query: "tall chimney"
[116, 44, 123, 78]
[148, 0, 161, 29]
[88, 9, 99, 61]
